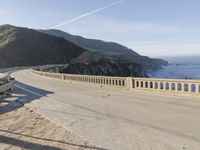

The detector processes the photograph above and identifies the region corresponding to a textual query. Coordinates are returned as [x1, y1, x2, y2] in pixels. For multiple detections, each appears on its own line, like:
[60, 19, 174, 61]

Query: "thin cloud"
[128, 42, 200, 57]
[50, 0, 125, 29]
[61, 16, 181, 35]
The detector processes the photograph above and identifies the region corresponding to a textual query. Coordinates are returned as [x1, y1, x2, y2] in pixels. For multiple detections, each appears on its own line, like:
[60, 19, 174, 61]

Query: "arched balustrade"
[32, 69, 200, 96]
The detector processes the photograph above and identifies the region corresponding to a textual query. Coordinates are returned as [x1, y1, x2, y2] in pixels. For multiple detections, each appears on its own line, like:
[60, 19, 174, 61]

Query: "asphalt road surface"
[10, 69, 200, 150]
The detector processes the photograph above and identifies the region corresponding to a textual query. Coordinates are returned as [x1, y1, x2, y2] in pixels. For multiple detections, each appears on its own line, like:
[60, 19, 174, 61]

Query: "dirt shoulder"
[0, 101, 98, 150]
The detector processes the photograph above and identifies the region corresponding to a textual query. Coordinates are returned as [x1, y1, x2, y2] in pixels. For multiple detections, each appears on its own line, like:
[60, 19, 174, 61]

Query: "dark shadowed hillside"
[41, 29, 168, 69]
[61, 58, 148, 77]
[0, 25, 86, 68]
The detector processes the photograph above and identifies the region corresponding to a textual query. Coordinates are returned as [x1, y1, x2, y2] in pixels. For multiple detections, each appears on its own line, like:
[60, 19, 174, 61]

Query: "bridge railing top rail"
[33, 69, 127, 80]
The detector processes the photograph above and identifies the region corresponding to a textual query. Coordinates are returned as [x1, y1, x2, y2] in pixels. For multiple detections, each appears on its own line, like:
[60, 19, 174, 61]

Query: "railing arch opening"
[145, 81, 148, 88]
[112, 80, 115, 85]
[116, 80, 118, 86]
[171, 83, 176, 91]
[184, 84, 189, 92]
[119, 80, 122, 86]
[122, 80, 125, 86]
[191, 84, 196, 93]
[150, 82, 153, 89]
[136, 81, 139, 87]
[166, 83, 170, 90]
[154, 82, 158, 89]
[178, 83, 182, 91]
[160, 82, 164, 90]
[140, 81, 144, 88]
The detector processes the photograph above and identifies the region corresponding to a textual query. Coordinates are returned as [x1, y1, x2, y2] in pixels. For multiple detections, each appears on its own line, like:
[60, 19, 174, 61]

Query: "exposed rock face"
[70, 51, 96, 64]
[61, 58, 148, 77]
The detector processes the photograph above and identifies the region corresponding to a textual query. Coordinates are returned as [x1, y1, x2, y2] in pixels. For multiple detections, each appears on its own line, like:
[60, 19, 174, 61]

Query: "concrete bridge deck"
[10, 69, 200, 150]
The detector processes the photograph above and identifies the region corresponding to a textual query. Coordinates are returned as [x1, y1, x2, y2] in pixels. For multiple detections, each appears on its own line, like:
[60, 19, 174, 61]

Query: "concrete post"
[148, 81, 151, 89]
[138, 80, 141, 89]
[148, 81, 150, 89]
[153, 82, 156, 90]
[127, 77, 134, 89]
[168, 82, 171, 91]
[163, 82, 166, 91]
[175, 83, 178, 92]
[158, 82, 161, 90]
[182, 83, 185, 92]
[62, 74, 65, 80]
[196, 84, 199, 94]
[188, 84, 192, 93]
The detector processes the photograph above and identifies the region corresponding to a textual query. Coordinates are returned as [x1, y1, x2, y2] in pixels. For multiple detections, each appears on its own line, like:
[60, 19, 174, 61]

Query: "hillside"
[61, 58, 148, 77]
[0, 24, 168, 78]
[41, 29, 168, 69]
[0, 25, 86, 68]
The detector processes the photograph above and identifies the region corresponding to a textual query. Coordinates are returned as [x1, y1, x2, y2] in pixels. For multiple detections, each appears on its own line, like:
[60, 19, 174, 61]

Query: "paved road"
[11, 69, 200, 150]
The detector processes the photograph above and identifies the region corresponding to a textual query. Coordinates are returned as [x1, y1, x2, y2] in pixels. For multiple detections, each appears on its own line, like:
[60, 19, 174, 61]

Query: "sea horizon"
[149, 55, 200, 80]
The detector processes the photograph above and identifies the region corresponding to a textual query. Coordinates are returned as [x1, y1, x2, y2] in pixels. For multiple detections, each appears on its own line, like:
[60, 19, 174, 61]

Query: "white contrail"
[50, 0, 125, 29]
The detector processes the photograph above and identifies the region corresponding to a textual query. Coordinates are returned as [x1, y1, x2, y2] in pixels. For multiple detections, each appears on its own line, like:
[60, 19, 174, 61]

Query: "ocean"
[148, 56, 200, 80]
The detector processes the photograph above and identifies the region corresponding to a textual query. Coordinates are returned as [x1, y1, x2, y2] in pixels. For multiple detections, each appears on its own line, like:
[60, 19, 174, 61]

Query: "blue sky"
[0, 0, 200, 57]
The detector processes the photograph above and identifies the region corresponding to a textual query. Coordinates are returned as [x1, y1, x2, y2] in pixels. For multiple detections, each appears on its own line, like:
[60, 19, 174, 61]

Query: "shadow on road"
[0, 81, 109, 150]
[0, 81, 54, 115]
[0, 134, 64, 150]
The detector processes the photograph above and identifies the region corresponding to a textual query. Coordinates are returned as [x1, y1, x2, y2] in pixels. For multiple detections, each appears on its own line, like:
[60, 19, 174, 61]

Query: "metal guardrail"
[0, 80, 15, 93]
[0, 73, 15, 95]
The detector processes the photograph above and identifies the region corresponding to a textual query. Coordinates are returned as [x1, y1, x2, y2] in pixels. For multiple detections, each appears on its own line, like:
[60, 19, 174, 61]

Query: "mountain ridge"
[40, 29, 168, 69]
[0, 25, 86, 68]
[0, 24, 167, 77]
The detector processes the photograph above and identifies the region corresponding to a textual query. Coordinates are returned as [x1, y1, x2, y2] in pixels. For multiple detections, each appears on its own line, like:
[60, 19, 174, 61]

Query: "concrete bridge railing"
[32, 69, 128, 88]
[132, 78, 200, 96]
[31, 69, 200, 97]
